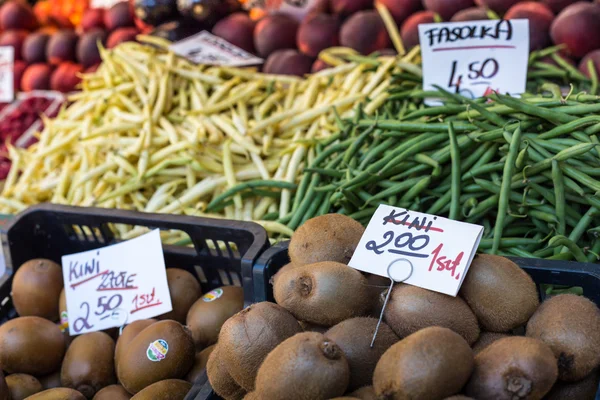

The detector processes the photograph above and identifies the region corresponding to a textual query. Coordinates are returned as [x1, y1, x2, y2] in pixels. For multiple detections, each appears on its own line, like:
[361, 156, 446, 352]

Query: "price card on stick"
[61, 229, 172, 336]
[418, 19, 529, 103]
[348, 205, 484, 296]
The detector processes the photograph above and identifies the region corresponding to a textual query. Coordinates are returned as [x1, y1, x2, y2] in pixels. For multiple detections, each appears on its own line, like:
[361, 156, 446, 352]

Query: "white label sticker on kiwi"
[418, 19, 529, 106]
[202, 288, 224, 302]
[147, 339, 169, 362]
[169, 31, 263, 67]
[348, 204, 484, 296]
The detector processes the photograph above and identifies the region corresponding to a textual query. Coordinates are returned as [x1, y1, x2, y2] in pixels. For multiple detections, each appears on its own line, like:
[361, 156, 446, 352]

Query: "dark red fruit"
[475, 0, 519, 13]
[0, 1, 38, 31]
[579, 50, 600, 78]
[540, 0, 579, 14]
[263, 49, 313, 76]
[376, 0, 423, 25]
[329, 0, 372, 18]
[451, 6, 489, 21]
[50, 62, 83, 92]
[23, 32, 50, 64]
[0, 30, 28, 60]
[254, 14, 299, 58]
[423, 0, 474, 20]
[106, 27, 138, 48]
[212, 12, 256, 53]
[77, 29, 107, 68]
[311, 58, 331, 73]
[13, 60, 26, 92]
[505, 2, 554, 51]
[400, 11, 436, 50]
[21, 63, 52, 91]
[46, 30, 78, 65]
[340, 10, 391, 55]
[104, 2, 134, 31]
[80, 8, 105, 32]
[297, 13, 340, 57]
[550, 2, 600, 58]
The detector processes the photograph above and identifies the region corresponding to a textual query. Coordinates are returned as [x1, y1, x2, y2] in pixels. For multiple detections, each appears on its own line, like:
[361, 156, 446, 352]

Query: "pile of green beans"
[276, 84, 600, 263]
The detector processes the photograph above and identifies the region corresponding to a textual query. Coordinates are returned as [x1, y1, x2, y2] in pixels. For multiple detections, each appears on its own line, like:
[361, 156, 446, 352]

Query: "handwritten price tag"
[61, 230, 172, 336]
[418, 19, 529, 102]
[170, 31, 263, 67]
[348, 205, 483, 296]
[0, 47, 14, 103]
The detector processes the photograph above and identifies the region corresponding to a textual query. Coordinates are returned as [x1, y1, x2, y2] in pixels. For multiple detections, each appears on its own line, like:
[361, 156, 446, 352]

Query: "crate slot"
[217, 269, 231, 286]
[216, 240, 233, 259]
[81, 225, 96, 242]
[72, 225, 86, 242]
[194, 266, 208, 284]
[1, 296, 8, 306]
[230, 271, 241, 286]
[205, 239, 219, 257]
[228, 242, 240, 259]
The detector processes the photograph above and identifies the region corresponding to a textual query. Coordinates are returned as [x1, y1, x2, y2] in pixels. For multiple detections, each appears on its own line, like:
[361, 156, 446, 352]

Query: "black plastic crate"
[0, 203, 270, 400]
[198, 240, 600, 400]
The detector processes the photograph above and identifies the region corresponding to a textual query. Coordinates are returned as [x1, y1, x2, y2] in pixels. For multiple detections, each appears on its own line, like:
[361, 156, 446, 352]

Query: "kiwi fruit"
[373, 326, 473, 399]
[26, 388, 86, 400]
[526, 293, 600, 381]
[298, 320, 329, 334]
[288, 213, 365, 265]
[383, 283, 480, 344]
[243, 392, 260, 400]
[459, 254, 539, 332]
[12, 258, 64, 320]
[218, 302, 302, 391]
[38, 371, 62, 389]
[253, 332, 350, 399]
[186, 286, 244, 350]
[158, 268, 201, 324]
[61, 331, 116, 398]
[206, 345, 246, 400]
[273, 261, 373, 326]
[349, 385, 376, 400]
[5, 373, 43, 399]
[329, 398, 361, 399]
[114, 319, 157, 376]
[0, 371, 8, 400]
[472, 332, 510, 355]
[465, 336, 558, 400]
[186, 344, 216, 383]
[92, 384, 132, 400]
[444, 396, 475, 400]
[545, 367, 600, 400]
[130, 379, 191, 400]
[117, 320, 195, 394]
[0, 316, 65, 375]
[325, 317, 399, 391]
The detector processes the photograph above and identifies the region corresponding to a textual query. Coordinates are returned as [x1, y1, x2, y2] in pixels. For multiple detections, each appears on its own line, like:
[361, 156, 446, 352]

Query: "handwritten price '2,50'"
[72, 293, 123, 333]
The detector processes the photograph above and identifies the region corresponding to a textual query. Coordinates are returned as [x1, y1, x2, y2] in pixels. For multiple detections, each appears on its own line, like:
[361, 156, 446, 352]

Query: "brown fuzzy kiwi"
[114, 319, 157, 376]
[0, 371, 8, 400]
[526, 293, 600, 382]
[444, 396, 475, 400]
[373, 326, 473, 399]
[5, 373, 43, 400]
[38, 371, 61, 390]
[288, 214, 365, 265]
[269, 262, 300, 286]
[349, 386, 376, 400]
[218, 302, 302, 391]
[186, 344, 216, 383]
[92, 385, 132, 400]
[158, 268, 201, 324]
[273, 261, 373, 326]
[472, 332, 510, 355]
[186, 286, 244, 351]
[329, 398, 361, 399]
[206, 346, 246, 400]
[459, 254, 539, 332]
[242, 392, 260, 400]
[11, 258, 64, 320]
[253, 332, 350, 400]
[26, 388, 86, 399]
[465, 336, 558, 400]
[383, 283, 480, 344]
[325, 317, 399, 391]
[545, 368, 600, 400]
[130, 379, 191, 400]
[298, 320, 329, 334]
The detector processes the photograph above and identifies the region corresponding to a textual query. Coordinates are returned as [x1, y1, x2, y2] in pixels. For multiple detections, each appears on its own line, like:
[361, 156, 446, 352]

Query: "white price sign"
[170, 31, 263, 67]
[0, 47, 14, 103]
[349, 205, 484, 296]
[419, 19, 529, 101]
[61, 230, 172, 336]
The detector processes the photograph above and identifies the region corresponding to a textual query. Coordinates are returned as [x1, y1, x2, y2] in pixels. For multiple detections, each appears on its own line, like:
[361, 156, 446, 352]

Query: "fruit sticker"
[203, 288, 224, 302]
[147, 339, 169, 362]
[60, 311, 69, 332]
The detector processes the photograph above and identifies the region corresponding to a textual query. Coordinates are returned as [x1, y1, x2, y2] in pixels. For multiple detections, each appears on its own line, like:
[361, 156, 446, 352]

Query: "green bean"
[492, 125, 522, 254]
[427, 191, 452, 215]
[434, 85, 507, 126]
[561, 164, 600, 192]
[479, 237, 540, 249]
[587, 239, 600, 262]
[447, 122, 460, 220]
[304, 168, 344, 178]
[493, 93, 577, 125]
[539, 116, 600, 139]
[548, 235, 588, 262]
[551, 160, 566, 235]
[565, 207, 597, 250]
[359, 119, 476, 133]
[551, 53, 590, 81]
[413, 153, 441, 176]
[299, 192, 326, 227]
[205, 180, 297, 212]
[343, 124, 378, 164]
[399, 176, 431, 204]
[588, 59, 598, 95]
[358, 137, 397, 169]
[365, 177, 423, 205]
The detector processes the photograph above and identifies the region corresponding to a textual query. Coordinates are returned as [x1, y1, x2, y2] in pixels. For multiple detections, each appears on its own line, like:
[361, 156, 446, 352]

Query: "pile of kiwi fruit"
[0, 258, 246, 400]
[206, 213, 600, 400]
